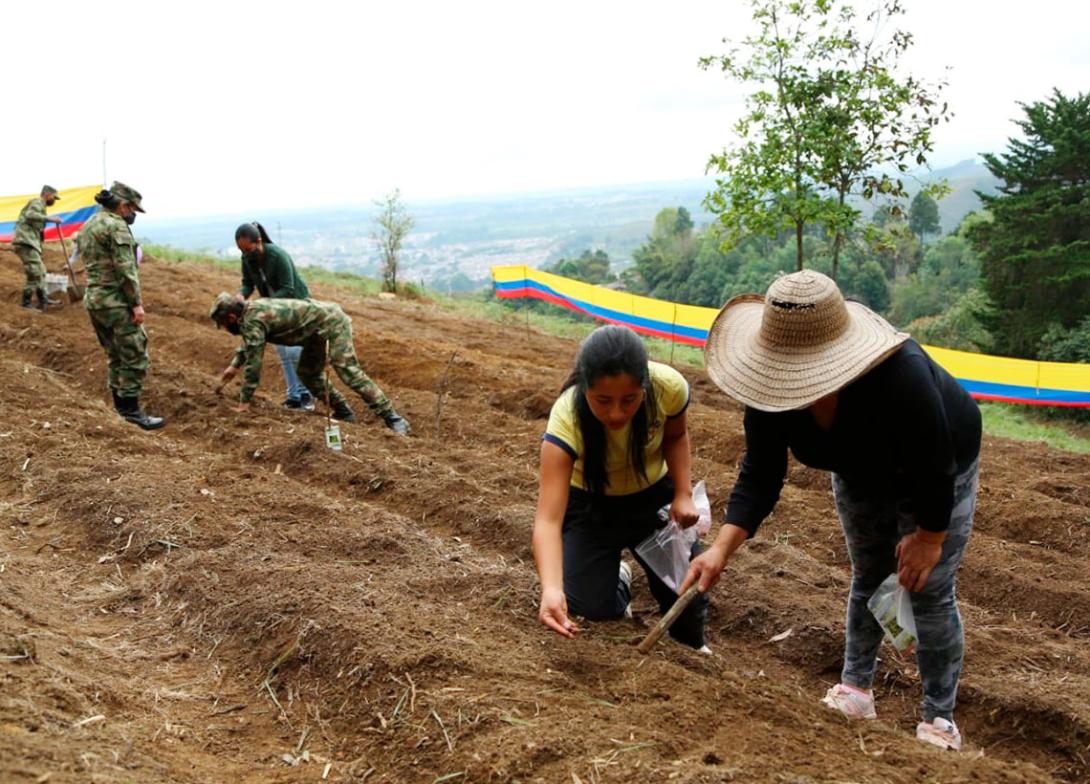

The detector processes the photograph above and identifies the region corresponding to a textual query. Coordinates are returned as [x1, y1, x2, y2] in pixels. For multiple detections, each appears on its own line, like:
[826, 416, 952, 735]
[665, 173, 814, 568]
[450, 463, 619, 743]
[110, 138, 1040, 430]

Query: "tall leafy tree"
[702, 0, 949, 280]
[909, 191, 941, 245]
[701, 0, 833, 271]
[970, 89, 1090, 358]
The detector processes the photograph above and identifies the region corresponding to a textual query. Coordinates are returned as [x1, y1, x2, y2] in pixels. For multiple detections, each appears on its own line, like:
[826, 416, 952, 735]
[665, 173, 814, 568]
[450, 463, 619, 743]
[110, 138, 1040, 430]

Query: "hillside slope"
[1, 247, 1087, 783]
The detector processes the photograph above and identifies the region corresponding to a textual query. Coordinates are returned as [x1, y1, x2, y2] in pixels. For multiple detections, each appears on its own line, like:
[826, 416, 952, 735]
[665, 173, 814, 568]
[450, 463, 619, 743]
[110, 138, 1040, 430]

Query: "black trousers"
[562, 477, 708, 648]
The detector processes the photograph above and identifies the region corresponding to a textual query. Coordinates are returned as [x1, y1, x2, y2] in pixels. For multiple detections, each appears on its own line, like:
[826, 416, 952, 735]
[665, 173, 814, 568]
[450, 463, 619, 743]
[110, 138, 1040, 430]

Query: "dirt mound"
[1, 245, 1088, 782]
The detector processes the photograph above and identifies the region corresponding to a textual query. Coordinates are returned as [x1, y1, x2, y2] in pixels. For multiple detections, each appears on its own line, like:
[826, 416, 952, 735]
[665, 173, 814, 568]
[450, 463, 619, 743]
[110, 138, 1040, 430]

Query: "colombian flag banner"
[0, 185, 100, 243]
[492, 264, 1090, 408]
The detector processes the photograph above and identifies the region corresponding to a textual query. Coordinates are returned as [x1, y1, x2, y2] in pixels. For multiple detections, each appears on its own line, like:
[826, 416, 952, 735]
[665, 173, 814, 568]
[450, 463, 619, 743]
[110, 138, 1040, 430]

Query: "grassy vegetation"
[142, 245, 1090, 454]
[979, 403, 1090, 454]
[144, 244, 384, 298]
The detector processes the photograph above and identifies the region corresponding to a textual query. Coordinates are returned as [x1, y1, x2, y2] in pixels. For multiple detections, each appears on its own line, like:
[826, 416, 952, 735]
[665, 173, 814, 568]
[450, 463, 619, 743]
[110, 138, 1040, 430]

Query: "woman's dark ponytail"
[234, 221, 274, 245]
[94, 190, 120, 210]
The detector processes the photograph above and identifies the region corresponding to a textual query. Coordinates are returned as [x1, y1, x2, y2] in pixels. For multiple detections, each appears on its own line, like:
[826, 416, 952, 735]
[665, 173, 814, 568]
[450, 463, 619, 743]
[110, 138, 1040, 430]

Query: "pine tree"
[970, 90, 1090, 358]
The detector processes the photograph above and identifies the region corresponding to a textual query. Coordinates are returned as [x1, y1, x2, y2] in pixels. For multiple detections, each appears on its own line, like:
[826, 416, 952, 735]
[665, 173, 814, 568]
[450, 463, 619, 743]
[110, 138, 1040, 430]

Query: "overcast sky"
[5, 0, 1087, 218]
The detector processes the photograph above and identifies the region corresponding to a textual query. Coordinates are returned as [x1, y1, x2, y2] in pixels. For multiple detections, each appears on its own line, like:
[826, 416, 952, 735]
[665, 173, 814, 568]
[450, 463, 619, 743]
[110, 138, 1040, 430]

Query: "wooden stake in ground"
[54, 229, 84, 302]
[434, 351, 458, 439]
[636, 584, 700, 654]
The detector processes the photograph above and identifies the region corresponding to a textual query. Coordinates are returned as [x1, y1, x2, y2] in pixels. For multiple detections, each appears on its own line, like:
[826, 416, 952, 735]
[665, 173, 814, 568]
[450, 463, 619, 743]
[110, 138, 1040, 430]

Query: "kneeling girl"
[532, 325, 707, 648]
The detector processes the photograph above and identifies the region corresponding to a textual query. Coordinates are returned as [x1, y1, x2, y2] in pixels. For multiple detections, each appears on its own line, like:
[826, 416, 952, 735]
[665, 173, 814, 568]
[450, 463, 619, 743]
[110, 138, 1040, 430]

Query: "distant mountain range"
[138, 160, 999, 292]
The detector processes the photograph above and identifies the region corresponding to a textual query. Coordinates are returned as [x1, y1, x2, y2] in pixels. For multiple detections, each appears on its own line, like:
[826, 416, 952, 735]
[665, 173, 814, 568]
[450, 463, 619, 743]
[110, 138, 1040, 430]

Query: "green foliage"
[978, 402, 1090, 454]
[545, 249, 615, 285]
[970, 89, 1090, 358]
[909, 191, 942, 243]
[889, 234, 981, 326]
[701, 0, 950, 279]
[840, 259, 890, 312]
[905, 289, 992, 352]
[1038, 316, 1090, 364]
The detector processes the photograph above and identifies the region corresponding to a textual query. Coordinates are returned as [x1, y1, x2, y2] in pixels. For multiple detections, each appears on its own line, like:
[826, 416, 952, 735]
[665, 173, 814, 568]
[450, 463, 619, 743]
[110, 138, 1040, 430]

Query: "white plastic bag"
[636, 481, 712, 592]
[867, 573, 917, 652]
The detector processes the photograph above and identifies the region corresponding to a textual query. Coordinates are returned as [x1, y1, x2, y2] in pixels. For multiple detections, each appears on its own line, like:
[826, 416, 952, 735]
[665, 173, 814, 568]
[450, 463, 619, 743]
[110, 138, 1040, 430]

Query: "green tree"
[969, 89, 1090, 358]
[909, 191, 941, 245]
[372, 188, 414, 293]
[702, 0, 950, 280]
[631, 207, 700, 300]
[546, 249, 615, 285]
[889, 234, 981, 326]
[906, 289, 993, 352]
[840, 258, 891, 312]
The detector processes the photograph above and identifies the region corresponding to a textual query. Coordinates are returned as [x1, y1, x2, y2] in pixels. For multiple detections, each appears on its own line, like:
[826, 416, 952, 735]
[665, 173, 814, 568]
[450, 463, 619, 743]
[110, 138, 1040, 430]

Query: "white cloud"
[5, 0, 1087, 217]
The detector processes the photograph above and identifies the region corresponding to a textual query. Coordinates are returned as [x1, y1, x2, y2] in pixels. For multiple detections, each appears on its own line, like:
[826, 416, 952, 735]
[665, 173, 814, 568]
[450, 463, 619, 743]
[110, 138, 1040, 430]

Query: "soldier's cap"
[209, 292, 238, 323]
[110, 181, 146, 213]
[41, 185, 60, 200]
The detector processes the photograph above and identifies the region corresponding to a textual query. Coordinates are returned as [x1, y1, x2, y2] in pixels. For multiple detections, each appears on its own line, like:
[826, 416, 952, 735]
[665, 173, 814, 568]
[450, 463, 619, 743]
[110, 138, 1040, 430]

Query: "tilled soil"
[1, 246, 1088, 783]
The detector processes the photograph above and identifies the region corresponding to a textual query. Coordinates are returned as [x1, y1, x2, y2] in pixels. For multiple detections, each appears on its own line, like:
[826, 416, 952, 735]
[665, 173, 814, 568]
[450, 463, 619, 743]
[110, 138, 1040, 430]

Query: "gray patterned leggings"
[832, 459, 978, 721]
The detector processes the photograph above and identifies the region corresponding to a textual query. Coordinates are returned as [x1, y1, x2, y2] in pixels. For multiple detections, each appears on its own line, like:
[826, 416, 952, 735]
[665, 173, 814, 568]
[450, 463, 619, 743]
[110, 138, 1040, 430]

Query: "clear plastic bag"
[867, 573, 917, 652]
[636, 481, 712, 592]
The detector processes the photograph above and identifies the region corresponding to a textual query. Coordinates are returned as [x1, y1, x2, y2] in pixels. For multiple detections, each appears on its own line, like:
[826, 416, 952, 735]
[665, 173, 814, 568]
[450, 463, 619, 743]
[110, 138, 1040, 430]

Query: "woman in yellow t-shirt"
[532, 324, 708, 649]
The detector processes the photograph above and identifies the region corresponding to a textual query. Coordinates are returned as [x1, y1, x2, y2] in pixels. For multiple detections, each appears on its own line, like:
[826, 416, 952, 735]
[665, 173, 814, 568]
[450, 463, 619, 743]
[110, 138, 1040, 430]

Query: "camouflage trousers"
[296, 325, 392, 418]
[87, 307, 149, 399]
[832, 458, 978, 722]
[13, 244, 45, 297]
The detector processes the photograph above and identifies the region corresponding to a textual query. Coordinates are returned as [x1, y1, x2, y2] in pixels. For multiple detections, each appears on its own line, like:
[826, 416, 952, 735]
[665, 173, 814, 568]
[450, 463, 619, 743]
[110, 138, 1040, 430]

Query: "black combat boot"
[21, 291, 34, 309]
[330, 399, 357, 423]
[36, 288, 59, 310]
[382, 410, 410, 436]
[113, 393, 166, 430]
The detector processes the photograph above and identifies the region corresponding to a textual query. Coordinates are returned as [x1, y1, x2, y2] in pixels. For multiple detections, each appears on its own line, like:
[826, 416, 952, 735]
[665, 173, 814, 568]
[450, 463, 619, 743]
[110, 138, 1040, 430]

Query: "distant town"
[138, 161, 995, 293]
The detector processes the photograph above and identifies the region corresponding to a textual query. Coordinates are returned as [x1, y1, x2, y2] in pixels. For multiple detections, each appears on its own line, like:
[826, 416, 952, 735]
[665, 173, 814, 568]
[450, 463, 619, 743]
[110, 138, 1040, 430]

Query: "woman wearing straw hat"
[681, 270, 980, 751]
[533, 324, 709, 650]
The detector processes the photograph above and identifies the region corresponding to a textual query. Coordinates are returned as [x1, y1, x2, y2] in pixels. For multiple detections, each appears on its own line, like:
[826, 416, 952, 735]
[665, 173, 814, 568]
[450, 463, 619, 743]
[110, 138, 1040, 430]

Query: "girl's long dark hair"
[234, 221, 274, 244]
[561, 325, 656, 496]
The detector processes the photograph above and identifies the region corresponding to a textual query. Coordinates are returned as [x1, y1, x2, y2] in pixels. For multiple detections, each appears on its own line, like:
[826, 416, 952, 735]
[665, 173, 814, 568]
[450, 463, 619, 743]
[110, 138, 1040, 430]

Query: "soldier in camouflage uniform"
[12, 185, 64, 310]
[77, 182, 164, 430]
[209, 292, 410, 435]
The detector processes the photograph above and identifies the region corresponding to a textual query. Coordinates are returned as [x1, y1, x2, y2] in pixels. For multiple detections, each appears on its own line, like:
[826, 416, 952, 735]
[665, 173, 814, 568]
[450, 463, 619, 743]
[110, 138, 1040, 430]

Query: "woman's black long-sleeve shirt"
[725, 340, 981, 536]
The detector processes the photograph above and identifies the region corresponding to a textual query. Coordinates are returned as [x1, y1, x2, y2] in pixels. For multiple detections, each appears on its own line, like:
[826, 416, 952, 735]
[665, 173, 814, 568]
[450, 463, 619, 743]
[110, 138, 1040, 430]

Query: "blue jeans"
[274, 344, 310, 401]
[833, 458, 978, 722]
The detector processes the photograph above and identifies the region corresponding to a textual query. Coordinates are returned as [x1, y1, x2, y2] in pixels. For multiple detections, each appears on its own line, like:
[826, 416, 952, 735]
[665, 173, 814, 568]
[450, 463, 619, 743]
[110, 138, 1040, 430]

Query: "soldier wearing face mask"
[12, 185, 64, 310]
[76, 181, 164, 430]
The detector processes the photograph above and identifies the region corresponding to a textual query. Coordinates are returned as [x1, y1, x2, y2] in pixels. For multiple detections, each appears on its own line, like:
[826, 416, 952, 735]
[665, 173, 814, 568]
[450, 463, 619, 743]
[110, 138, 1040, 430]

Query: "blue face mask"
[124, 211, 136, 226]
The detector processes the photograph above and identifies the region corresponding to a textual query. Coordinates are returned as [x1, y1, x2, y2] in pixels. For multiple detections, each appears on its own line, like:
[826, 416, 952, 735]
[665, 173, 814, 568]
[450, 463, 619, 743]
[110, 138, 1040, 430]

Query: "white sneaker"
[821, 683, 877, 720]
[916, 717, 962, 751]
[619, 561, 633, 618]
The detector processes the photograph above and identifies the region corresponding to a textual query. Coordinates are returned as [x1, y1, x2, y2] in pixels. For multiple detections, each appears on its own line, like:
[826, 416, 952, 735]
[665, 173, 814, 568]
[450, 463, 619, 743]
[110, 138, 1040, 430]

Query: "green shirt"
[77, 210, 141, 310]
[13, 197, 48, 251]
[239, 243, 310, 299]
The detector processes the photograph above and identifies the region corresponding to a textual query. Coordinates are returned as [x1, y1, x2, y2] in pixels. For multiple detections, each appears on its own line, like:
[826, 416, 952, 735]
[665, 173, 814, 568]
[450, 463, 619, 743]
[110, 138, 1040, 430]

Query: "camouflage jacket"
[229, 298, 351, 402]
[12, 197, 48, 250]
[77, 210, 141, 310]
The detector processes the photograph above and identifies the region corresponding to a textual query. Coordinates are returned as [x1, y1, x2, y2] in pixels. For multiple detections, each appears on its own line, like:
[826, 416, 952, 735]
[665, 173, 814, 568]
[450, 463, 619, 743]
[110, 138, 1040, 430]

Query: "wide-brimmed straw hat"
[704, 270, 909, 412]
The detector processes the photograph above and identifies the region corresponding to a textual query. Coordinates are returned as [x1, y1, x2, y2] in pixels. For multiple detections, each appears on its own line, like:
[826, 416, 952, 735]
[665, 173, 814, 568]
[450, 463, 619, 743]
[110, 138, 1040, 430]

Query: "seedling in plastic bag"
[867, 573, 917, 653]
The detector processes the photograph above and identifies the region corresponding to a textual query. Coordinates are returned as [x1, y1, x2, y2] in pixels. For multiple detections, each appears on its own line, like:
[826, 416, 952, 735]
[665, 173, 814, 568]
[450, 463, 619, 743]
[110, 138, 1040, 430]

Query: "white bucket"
[44, 273, 68, 295]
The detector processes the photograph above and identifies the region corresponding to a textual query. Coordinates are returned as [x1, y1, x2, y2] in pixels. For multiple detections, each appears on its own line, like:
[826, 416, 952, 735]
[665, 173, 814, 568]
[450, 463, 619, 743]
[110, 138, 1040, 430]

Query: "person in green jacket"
[234, 222, 314, 411]
[12, 185, 64, 310]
